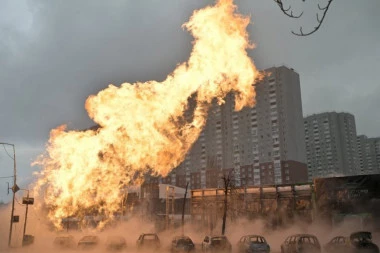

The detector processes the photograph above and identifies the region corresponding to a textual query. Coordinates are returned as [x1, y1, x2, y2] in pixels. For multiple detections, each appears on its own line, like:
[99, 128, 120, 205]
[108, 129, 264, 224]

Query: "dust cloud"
[1, 204, 379, 253]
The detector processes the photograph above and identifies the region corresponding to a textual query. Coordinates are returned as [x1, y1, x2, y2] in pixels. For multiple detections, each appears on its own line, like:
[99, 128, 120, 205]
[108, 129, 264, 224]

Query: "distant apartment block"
[357, 135, 380, 175]
[163, 66, 308, 188]
[304, 112, 359, 180]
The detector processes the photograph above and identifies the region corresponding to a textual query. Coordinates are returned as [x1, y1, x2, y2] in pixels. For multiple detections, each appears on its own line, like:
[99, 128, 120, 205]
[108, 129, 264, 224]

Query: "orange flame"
[33, 0, 258, 229]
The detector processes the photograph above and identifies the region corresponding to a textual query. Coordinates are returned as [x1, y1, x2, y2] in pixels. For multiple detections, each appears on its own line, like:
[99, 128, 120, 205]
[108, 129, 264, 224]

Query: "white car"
[202, 235, 232, 253]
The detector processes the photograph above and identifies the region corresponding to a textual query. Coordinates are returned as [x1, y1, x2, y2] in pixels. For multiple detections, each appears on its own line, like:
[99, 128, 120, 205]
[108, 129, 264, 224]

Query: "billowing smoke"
[33, 0, 259, 229]
[2, 207, 379, 253]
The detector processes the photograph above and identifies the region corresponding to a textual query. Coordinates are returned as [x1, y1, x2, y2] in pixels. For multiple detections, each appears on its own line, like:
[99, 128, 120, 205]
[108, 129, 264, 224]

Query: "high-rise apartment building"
[304, 112, 358, 180]
[167, 66, 308, 188]
[357, 135, 380, 175]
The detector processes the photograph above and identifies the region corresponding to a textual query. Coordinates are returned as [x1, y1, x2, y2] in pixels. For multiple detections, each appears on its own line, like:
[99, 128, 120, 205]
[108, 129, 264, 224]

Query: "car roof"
[246, 235, 265, 238]
[350, 232, 372, 240]
[80, 235, 98, 241]
[211, 235, 228, 239]
[290, 234, 317, 238]
[174, 236, 191, 239]
[142, 233, 159, 239]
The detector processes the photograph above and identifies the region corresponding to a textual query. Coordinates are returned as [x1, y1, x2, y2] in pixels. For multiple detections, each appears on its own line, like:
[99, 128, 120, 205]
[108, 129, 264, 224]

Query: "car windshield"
[299, 237, 317, 245]
[211, 237, 228, 246]
[249, 236, 266, 243]
[352, 237, 371, 243]
[351, 232, 372, 243]
[144, 234, 158, 240]
[81, 236, 97, 242]
[178, 238, 193, 245]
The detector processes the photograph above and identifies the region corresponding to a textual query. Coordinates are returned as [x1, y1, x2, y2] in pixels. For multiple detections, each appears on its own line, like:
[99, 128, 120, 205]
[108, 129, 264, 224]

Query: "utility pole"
[181, 182, 189, 236]
[1, 143, 17, 248]
[221, 171, 233, 236]
[166, 186, 175, 230]
[22, 189, 34, 244]
[23, 191, 29, 239]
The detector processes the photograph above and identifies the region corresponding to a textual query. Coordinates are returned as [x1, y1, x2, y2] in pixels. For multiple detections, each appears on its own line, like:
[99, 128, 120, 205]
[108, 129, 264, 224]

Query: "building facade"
[304, 112, 359, 180]
[165, 66, 307, 188]
[357, 135, 380, 175]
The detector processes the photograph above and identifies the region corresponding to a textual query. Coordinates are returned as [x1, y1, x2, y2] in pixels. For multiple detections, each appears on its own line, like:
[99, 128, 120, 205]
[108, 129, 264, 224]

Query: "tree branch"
[274, 0, 303, 18]
[291, 0, 334, 36]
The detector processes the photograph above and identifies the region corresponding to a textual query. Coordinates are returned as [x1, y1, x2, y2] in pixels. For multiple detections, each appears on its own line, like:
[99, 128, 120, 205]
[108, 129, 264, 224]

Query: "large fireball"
[33, 0, 258, 229]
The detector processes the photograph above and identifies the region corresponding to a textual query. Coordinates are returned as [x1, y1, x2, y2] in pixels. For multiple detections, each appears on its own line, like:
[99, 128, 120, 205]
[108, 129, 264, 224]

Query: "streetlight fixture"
[1, 142, 17, 248]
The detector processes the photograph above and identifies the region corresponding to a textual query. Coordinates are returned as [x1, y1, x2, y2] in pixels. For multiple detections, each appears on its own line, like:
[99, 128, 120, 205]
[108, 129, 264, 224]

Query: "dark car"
[202, 235, 232, 253]
[106, 236, 127, 251]
[171, 235, 195, 253]
[78, 235, 100, 250]
[136, 233, 161, 250]
[281, 234, 321, 253]
[324, 236, 348, 253]
[349, 232, 379, 253]
[237, 235, 270, 253]
[53, 235, 76, 249]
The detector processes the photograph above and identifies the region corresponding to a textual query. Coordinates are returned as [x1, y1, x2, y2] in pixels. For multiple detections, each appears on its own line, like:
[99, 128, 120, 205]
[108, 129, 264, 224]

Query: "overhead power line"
[0, 176, 14, 179]
[2, 144, 15, 160]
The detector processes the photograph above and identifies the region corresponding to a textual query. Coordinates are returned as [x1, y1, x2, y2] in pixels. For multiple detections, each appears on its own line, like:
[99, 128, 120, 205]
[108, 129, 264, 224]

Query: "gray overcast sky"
[0, 0, 379, 201]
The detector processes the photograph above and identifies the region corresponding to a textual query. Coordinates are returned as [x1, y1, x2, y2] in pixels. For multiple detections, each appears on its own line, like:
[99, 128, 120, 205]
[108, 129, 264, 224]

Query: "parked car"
[202, 235, 232, 253]
[106, 236, 127, 251]
[77, 235, 100, 250]
[53, 235, 76, 249]
[324, 236, 349, 253]
[281, 234, 321, 253]
[171, 235, 195, 253]
[136, 233, 161, 250]
[237, 235, 270, 253]
[349, 232, 379, 253]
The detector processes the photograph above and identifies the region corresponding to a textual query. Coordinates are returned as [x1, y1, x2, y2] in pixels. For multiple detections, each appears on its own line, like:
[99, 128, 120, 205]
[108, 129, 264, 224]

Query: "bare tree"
[275, 0, 334, 36]
[221, 169, 235, 235]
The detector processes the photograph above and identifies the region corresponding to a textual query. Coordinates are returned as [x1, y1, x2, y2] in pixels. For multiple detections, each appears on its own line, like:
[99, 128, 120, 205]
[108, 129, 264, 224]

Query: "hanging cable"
[0, 175, 14, 179]
[2, 144, 15, 160]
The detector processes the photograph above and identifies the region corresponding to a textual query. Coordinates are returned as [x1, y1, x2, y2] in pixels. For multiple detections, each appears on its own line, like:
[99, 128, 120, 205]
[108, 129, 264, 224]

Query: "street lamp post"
[0, 142, 17, 248]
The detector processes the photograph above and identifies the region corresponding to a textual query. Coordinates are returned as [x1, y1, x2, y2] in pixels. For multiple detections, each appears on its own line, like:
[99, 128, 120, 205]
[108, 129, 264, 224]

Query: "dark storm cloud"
[0, 0, 379, 200]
